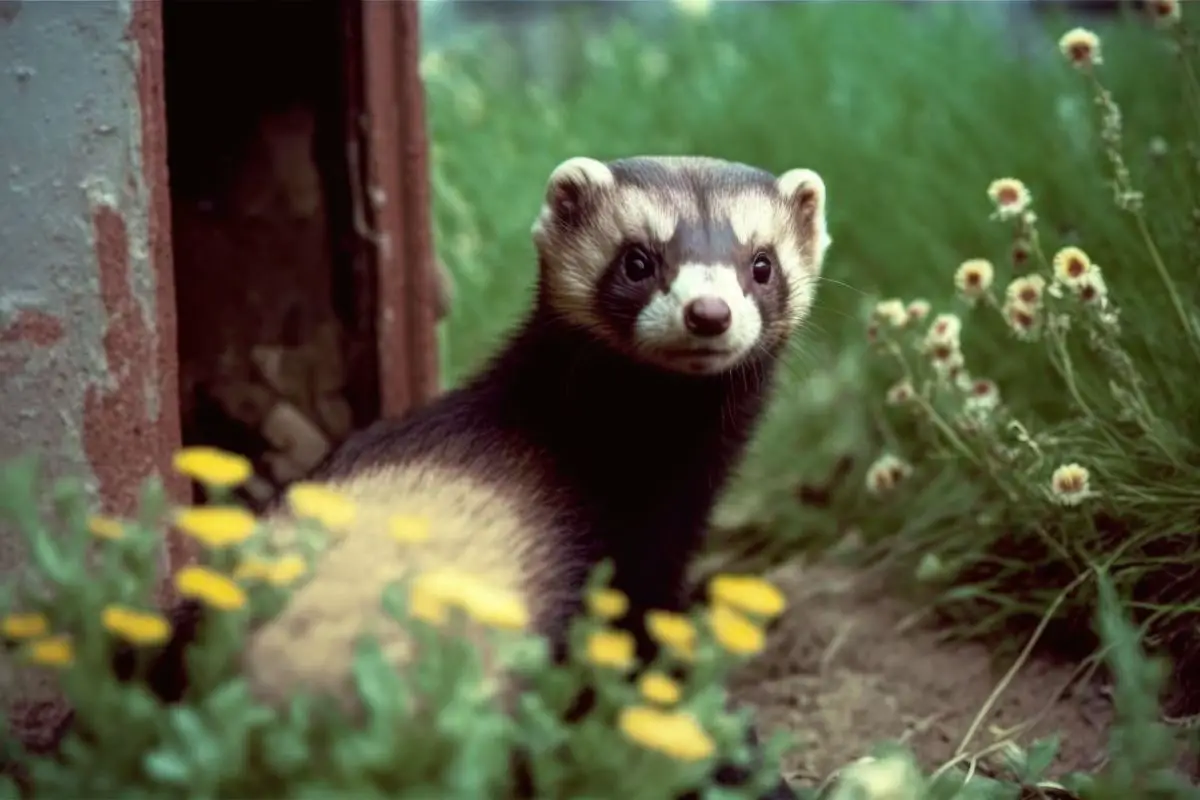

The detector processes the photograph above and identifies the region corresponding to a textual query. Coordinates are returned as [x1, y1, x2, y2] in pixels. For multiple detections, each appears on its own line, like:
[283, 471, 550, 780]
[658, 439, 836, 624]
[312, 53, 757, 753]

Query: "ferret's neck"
[473, 302, 781, 608]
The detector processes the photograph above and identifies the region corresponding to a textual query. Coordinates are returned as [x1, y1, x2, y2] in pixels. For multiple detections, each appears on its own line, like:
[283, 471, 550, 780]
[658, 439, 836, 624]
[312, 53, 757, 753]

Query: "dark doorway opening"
[162, 0, 381, 511]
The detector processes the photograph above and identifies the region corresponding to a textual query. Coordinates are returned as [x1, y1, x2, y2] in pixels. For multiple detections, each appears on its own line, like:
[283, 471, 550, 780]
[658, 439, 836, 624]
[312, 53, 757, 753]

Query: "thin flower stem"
[1132, 211, 1200, 364]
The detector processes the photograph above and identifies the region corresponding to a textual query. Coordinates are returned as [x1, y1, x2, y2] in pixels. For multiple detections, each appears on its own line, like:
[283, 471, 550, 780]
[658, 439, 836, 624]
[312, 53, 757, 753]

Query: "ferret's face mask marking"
[531, 156, 831, 376]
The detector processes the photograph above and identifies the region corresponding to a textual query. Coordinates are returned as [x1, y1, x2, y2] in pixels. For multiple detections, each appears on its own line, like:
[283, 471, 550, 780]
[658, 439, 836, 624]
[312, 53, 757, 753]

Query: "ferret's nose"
[684, 297, 732, 337]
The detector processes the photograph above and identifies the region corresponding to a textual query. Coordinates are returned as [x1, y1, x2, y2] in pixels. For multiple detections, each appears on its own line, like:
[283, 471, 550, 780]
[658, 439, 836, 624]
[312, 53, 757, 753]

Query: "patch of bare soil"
[730, 562, 1113, 788]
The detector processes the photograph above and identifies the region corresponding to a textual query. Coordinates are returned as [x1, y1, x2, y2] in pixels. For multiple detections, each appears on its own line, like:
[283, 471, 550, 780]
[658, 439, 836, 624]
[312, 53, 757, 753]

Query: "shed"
[0, 0, 438, 754]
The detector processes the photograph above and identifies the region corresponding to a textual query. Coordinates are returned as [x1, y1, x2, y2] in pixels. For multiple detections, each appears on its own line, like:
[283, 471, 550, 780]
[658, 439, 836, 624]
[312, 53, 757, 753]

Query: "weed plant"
[0, 450, 1194, 797]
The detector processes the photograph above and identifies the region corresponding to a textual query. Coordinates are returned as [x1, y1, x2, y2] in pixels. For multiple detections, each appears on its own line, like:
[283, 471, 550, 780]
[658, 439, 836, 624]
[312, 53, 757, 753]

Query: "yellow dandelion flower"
[1052, 246, 1094, 287]
[618, 705, 715, 762]
[987, 177, 1032, 219]
[266, 553, 308, 587]
[872, 299, 908, 328]
[2, 612, 49, 640]
[27, 635, 73, 667]
[101, 605, 172, 646]
[954, 258, 994, 299]
[388, 515, 431, 544]
[1005, 274, 1046, 307]
[708, 603, 766, 656]
[639, 671, 683, 706]
[174, 566, 248, 611]
[708, 574, 786, 619]
[865, 453, 912, 496]
[1050, 463, 1094, 506]
[233, 555, 273, 581]
[1058, 28, 1102, 69]
[172, 446, 252, 489]
[286, 482, 356, 532]
[408, 575, 450, 625]
[457, 582, 530, 631]
[1147, 0, 1181, 25]
[885, 379, 915, 406]
[86, 514, 125, 541]
[585, 628, 636, 670]
[645, 610, 697, 660]
[586, 587, 630, 621]
[906, 299, 931, 323]
[174, 506, 258, 548]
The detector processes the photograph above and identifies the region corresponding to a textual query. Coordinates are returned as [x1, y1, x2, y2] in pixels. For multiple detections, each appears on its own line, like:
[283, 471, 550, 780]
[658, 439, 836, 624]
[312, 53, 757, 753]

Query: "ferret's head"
[532, 155, 831, 376]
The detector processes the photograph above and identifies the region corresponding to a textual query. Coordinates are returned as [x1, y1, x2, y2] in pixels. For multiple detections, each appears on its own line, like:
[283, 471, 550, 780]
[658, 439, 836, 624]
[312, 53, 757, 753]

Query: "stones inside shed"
[161, 0, 441, 514]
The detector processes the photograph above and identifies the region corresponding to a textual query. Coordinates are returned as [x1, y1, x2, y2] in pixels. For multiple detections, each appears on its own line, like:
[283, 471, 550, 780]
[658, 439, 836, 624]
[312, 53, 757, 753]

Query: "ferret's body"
[251, 303, 778, 707]
[136, 155, 831, 800]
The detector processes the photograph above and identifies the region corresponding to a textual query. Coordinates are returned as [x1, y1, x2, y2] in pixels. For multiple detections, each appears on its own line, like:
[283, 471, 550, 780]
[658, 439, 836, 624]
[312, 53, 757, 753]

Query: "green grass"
[424, 0, 1200, 713]
[2, 1, 1200, 796]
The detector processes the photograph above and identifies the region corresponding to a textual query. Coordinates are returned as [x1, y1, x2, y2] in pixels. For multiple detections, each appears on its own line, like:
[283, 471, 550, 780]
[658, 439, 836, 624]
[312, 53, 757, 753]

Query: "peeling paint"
[0, 308, 64, 347]
[0, 0, 182, 751]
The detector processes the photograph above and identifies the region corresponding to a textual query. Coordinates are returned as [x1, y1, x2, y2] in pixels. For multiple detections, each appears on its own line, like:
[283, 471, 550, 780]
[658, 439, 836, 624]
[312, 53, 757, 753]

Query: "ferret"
[127, 154, 832, 798]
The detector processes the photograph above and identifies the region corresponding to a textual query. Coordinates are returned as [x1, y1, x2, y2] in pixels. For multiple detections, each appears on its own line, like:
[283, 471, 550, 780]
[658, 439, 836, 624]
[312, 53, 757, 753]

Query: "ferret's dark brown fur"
[121, 155, 832, 800]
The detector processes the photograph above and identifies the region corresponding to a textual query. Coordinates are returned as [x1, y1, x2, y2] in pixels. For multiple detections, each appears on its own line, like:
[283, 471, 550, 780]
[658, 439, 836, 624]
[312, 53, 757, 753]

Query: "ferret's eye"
[622, 246, 656, 282]
[751, 252, 774, 284]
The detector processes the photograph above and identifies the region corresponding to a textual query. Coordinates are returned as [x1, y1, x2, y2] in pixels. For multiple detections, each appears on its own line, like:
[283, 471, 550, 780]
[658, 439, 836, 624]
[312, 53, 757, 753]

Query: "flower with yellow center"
[585, 628, 636, 671]
[954, 258, 994, 299]
[638, 671, 683, 706]
[708, 603, 766, 656]
[618, 705, 715, 762]
[101, 605, 172, 646]
[645, 610, 697, 660]
[1050, 463, 1094, 506]
[1058, 28, 1102, 69]
[872, 299, 908, 328]
[2, 612, 49, 640]
[986, 177, 1032, 219]
[388, 515, 431, 544]
[1075, 271, 1109, 306]
[27, 635, 74, 667]
[172, 446, 253, 489]
[586, 587, 629, 621]
[865, 453, 912, 496]
[1005, 274, 1046, 307]
[174, 506, 257, 548]
[1146, 0, 1180, 26]
[905, 300, 931, 324]
[286, 482, 357, 532]
[1052, 246, 1094, 287]
[1003, 298, 1040, 338]
[266, 553, 308, 587]
[885, 379, 915, 406]
[925, 313, 962, 347]
[708, 574, 785, 619]
[174, 566, 248, 611]
[86, 515, 125, 541]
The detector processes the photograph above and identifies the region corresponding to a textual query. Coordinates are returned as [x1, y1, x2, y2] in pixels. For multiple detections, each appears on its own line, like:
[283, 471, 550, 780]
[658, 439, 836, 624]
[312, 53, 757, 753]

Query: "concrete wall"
[0, 0, 183, 751]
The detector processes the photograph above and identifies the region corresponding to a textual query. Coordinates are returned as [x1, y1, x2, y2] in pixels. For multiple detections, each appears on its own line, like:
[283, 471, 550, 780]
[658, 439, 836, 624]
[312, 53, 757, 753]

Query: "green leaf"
[1022, 733, 1061, 781]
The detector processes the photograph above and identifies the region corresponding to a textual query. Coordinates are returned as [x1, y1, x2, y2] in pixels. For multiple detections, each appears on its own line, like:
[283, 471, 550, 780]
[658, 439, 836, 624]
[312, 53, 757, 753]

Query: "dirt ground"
[729, 561, 1115, 788]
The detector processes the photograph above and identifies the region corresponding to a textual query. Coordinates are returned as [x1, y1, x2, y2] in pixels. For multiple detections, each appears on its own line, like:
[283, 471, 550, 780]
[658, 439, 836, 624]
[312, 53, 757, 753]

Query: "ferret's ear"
[777, 167, 832, 272]
[532, 157, 615, 239]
